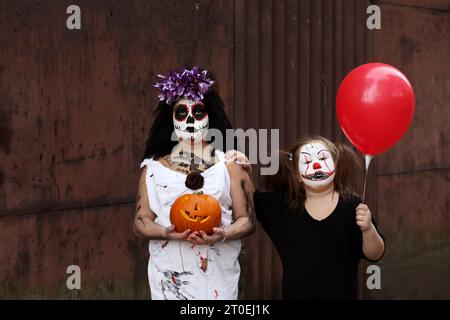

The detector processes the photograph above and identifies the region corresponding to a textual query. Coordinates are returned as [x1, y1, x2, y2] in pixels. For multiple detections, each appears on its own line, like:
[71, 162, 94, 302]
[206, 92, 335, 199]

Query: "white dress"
[140, 150, 242, 300]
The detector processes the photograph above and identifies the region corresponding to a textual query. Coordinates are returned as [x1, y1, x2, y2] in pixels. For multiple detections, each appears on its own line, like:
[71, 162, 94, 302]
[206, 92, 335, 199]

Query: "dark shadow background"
[0, 0, 449, 299]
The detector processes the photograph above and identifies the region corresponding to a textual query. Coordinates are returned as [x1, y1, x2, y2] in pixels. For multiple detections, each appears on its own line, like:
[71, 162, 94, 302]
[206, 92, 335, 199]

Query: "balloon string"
[362, 169, 368, 203]
[362, 155, 373, 203]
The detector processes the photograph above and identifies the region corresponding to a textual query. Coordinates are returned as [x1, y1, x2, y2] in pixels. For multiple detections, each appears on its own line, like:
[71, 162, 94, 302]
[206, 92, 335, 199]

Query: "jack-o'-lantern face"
[170, 193, 221, 234]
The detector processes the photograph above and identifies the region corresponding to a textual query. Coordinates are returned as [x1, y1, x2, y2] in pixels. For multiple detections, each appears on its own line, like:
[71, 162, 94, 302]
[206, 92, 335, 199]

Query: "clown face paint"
[298, 142, 335, 189]
[173, 98, 209, 143]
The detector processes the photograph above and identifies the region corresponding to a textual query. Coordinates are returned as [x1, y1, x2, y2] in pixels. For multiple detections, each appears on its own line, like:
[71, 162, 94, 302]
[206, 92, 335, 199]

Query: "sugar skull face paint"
[298, 142, 335, 188]
[173, 98, 209, 143]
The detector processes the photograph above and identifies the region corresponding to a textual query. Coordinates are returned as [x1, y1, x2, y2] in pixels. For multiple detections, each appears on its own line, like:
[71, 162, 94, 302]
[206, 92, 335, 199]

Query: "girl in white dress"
[133, 67, 256, 300]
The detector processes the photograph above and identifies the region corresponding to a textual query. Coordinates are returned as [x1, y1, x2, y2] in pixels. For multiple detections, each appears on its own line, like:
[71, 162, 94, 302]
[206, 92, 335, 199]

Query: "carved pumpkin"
[170, 193, 222, 234]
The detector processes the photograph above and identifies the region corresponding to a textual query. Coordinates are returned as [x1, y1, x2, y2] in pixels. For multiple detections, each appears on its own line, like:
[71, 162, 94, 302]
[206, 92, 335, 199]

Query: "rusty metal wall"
[0, 0, 234, 298]
[1, 0, 448, 299]
[367, 0, 450, 299]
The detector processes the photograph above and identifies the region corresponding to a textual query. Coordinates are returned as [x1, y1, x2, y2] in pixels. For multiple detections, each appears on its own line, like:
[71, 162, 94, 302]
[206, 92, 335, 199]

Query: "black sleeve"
[253, 191, 287, 254]
[350, 195, 386, 262]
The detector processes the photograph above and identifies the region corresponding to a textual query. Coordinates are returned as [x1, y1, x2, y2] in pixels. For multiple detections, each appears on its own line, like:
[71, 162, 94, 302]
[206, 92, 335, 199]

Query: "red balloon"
[336, 63, 415, 155]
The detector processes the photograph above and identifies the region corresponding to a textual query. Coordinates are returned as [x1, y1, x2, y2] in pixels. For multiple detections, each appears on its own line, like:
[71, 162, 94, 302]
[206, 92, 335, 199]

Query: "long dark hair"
[142, 80, 235, 160]
[267, 135, 363, 211]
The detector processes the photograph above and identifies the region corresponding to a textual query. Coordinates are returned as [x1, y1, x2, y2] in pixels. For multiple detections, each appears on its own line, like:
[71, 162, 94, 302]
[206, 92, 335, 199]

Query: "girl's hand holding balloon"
[355, 203, 373, 233]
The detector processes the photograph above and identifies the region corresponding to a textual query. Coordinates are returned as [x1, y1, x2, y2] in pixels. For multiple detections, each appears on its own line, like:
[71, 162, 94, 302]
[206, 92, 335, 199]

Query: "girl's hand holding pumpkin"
[187, 227, 226, 245]
[164, 224, 192, 241]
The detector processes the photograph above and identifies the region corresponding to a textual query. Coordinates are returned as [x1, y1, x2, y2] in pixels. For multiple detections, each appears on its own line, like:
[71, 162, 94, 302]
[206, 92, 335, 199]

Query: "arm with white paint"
[133, 167, 191, 241]
[189, 163, 256, 245]
[223, 163, 257, 239]
[225, 150, 253, 180]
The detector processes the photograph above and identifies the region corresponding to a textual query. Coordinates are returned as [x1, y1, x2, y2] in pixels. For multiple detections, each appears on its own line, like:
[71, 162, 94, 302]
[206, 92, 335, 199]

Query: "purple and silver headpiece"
[154, 66, 215, 104]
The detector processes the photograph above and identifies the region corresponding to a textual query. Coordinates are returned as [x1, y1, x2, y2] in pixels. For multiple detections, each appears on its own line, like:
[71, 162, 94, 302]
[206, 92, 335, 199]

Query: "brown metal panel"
[150, 0, 234, 106]
[233, 0, 247, 128]
[270, 0, 287, 299]
[298, 0, 311, 138]
[364, 0, 375, 70]
[273, 0, 287, 146]
[322, 0, 334, 140]
[343, 0, 356, 77]
[365, 2, 450, 300]
[260, 0, 273, 130]
[372, 4, 450, 174]
[0, 0, 146, 215]
[378, 0, 450, 11]
[0, 0, 235, 218]
[368, 170, 450, 299]
[309, 0, 323, 134]
[0, 204, 149, 298]
[259, 0, 275, 299]
[246, 0, 261, 132]
[355, 0, 367, 66]
[377, 172, 450, 237]
[241, 0, 261, 300]
[333, 0, 345, 143]
[233, 0, 254, 299]
[0, 0, 235, 298]
[285, 0, 299, 147]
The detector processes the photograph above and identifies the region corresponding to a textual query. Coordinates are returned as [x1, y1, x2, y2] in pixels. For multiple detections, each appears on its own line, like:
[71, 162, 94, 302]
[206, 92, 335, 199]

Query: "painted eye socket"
[191, 104, 207, 120]
[319, 157, 326, 161]
[304, 160, 312, 164]
[174, 104, 188, 121]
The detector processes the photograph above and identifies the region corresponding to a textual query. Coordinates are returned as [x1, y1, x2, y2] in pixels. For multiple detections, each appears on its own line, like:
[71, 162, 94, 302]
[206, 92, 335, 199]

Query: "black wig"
[142, 87, 235, 161]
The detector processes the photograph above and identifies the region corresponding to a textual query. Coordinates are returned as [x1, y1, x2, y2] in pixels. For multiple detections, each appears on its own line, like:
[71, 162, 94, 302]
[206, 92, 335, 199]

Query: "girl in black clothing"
[227, 135, 385, 299]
